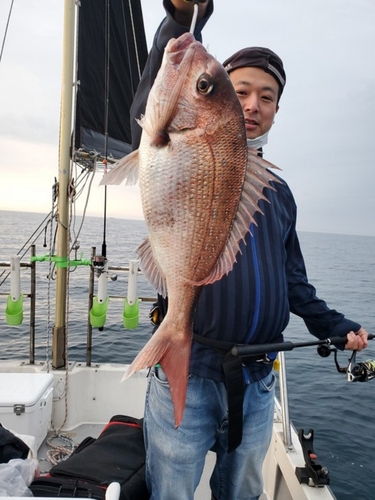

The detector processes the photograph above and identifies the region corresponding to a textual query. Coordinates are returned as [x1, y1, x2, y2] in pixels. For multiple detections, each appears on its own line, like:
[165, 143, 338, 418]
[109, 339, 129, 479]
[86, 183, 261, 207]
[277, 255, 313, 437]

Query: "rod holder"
[123, 298, 139, 330]
[123, 260, 139, 329]
[97, 270, 108, 303]
[90, 296, 109, 328]
[5, 294, 23, 326]
[90, 256, 109, 328]
[5, 256, 23, 326]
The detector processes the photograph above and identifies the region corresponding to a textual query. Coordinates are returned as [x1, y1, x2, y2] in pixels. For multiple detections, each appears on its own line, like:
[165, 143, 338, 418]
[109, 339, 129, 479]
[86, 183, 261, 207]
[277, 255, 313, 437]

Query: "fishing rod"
[231, 335, 375, 382]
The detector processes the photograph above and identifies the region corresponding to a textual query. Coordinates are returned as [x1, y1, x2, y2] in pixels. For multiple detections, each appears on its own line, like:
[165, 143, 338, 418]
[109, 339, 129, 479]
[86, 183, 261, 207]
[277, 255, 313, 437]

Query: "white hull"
[0, 360, 336, 500]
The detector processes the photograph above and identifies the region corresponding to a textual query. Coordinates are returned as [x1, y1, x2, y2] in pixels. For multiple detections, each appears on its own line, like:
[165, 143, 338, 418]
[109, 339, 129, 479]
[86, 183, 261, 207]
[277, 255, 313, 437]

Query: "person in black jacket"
[130, 2, 369, 499]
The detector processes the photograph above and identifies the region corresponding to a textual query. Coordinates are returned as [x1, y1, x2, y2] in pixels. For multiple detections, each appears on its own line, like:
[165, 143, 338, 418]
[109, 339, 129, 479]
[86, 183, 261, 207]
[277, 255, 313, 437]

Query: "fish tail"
[122, 323, 191, 427]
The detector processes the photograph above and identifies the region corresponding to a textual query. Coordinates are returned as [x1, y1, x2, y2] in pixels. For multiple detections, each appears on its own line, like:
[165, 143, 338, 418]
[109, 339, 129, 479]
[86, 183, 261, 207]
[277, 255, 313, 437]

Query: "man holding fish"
[103, 0, 369, 498]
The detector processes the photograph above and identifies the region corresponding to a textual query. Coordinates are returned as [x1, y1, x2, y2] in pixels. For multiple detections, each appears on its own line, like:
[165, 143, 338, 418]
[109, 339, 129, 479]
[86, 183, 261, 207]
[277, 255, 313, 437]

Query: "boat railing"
[278, 351, 293, 447]
[0, 245, 155, 366]
[0, 245, 37, 364]
[0, 245, 293, 447]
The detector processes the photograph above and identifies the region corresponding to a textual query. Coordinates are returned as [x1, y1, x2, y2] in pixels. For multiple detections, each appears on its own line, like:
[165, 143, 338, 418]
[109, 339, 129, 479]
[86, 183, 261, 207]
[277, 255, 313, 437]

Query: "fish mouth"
[147, 33, 208, 144]
[151, 33, 199, 138]
[166, 32, 197, 65]
[143, 33, 201, 143]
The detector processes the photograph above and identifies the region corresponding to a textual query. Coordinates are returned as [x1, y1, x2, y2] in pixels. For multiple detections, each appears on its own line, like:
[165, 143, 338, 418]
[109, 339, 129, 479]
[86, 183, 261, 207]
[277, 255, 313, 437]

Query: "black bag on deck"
[0, 423, 30, 463]
[30, 415, 149, 500]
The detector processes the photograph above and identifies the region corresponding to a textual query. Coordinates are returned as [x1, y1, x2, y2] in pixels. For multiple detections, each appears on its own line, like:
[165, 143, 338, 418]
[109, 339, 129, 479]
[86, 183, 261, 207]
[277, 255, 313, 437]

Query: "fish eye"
[197, 74, 214, 95]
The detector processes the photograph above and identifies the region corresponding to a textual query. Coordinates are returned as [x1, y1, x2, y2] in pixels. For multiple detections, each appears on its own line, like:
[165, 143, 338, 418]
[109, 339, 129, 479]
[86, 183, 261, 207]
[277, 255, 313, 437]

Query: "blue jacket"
[130, 0, 361, 383]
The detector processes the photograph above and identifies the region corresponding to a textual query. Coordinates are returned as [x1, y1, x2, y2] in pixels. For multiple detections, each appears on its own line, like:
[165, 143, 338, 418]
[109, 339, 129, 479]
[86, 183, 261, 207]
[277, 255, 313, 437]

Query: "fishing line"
[68, 1, 83, 260]
[122, 0, 143, 89]
[0, 0, 14, 64]
[100, 0, 111, 260]
[69, 166, 96, 256]
[0, 210, 56, 287]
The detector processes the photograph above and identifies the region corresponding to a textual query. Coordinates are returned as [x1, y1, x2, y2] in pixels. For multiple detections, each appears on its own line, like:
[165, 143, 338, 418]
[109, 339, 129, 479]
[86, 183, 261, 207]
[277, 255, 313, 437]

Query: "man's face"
[229, 67, 279, 140]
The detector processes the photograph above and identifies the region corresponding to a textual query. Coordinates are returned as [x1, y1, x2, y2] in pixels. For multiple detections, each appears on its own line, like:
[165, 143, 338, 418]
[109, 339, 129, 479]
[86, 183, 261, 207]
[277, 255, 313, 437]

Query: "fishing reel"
[317, 344, 375, 382]
[92, 254, 108, 278]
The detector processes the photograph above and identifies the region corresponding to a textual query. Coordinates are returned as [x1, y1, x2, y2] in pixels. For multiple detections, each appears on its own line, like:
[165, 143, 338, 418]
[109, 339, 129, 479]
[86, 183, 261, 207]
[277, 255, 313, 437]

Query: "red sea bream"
[101, 32, 279, 426]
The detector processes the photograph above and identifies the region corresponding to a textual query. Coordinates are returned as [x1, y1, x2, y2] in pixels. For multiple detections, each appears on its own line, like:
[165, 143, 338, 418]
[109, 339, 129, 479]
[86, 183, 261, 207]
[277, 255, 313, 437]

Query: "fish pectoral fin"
[136, 237, 168, 297]
[122, 329, 170, 381]
[100, 150, 139, 186]
[245, 147, 281, 193]
[123, 322, 191, 427]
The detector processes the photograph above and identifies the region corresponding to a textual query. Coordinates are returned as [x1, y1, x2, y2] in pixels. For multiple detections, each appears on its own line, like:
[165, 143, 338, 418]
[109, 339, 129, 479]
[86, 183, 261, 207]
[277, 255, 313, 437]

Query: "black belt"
[193, 334, 271, 453]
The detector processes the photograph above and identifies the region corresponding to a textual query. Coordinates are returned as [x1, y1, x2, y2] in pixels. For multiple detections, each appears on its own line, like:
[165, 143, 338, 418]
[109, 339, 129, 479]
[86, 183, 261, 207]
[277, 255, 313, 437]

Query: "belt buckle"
[256, 354, 273, 364]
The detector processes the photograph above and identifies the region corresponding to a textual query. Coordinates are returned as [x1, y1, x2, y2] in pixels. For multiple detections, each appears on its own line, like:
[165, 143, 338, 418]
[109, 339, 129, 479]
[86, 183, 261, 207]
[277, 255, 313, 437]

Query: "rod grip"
[328, 336, 348, 348]
[231, 341, 294, 357]
[329, 334, 375, 347]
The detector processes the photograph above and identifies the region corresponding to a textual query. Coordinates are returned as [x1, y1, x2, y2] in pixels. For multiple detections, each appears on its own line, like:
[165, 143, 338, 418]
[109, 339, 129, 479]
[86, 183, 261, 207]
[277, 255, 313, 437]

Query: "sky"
[0, 0, 374, 236]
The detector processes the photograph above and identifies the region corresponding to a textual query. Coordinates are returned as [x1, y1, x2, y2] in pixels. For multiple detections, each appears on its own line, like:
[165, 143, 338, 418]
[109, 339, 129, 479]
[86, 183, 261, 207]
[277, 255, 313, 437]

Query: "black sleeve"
[130, 0, 214, 150]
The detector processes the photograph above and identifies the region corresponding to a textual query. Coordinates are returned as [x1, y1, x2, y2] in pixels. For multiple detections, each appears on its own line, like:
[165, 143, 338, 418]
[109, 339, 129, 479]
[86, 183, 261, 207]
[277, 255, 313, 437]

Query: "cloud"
[0, 0, 374, 236]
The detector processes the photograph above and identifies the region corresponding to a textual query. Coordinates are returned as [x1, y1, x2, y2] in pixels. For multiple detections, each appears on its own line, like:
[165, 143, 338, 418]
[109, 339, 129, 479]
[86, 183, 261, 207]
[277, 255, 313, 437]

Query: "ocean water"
[0, 210, 374, 500]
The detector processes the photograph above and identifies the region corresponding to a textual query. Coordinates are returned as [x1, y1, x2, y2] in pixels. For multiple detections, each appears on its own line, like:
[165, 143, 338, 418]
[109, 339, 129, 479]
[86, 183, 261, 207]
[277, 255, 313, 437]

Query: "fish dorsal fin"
[195, 148, 281, 286]
[100, 150, 139, 186]
[136, 236, 168, 298]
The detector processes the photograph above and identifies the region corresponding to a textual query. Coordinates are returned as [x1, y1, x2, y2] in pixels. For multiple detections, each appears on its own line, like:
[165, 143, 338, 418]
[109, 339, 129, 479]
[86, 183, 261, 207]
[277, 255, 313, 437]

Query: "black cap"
[223, 47, 286, 98]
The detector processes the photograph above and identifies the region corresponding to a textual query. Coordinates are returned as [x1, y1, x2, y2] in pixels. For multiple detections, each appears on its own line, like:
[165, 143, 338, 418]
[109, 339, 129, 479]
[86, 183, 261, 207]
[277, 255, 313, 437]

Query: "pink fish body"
[101, 33, 278, 426]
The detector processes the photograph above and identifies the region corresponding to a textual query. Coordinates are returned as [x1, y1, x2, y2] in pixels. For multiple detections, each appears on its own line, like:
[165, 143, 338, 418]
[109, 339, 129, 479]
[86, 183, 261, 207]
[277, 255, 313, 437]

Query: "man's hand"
[171, 0, 210, 25]
[345, 327, 369, 351]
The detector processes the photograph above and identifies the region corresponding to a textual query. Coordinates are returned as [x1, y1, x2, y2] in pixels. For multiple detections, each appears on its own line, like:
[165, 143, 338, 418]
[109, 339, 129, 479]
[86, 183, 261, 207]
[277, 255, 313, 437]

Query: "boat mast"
[53, 0, 76, 369]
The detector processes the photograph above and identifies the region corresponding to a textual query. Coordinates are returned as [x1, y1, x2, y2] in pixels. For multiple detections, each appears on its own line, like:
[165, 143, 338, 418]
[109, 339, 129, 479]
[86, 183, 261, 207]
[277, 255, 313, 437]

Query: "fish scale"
[101, 32, 279, 426]
[141, 144, 243, 283]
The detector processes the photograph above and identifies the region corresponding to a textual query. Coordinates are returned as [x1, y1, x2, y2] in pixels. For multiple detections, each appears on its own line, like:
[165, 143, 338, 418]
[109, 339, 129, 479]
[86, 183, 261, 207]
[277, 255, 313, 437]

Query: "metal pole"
[86, 247, 96, 366]
[29, 245, 36, 364]
[52, 0, 76, 368]
[278, 352, 292, 447]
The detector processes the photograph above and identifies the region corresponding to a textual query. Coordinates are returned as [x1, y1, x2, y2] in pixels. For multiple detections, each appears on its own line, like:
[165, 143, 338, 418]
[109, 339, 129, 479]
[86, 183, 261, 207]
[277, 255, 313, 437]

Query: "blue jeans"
[144, 366, 276, 500]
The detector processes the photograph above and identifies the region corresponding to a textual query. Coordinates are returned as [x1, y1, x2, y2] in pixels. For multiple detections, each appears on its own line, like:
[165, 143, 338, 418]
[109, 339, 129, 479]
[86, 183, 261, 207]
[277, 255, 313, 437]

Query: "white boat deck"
[0, 362, 336, 500]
